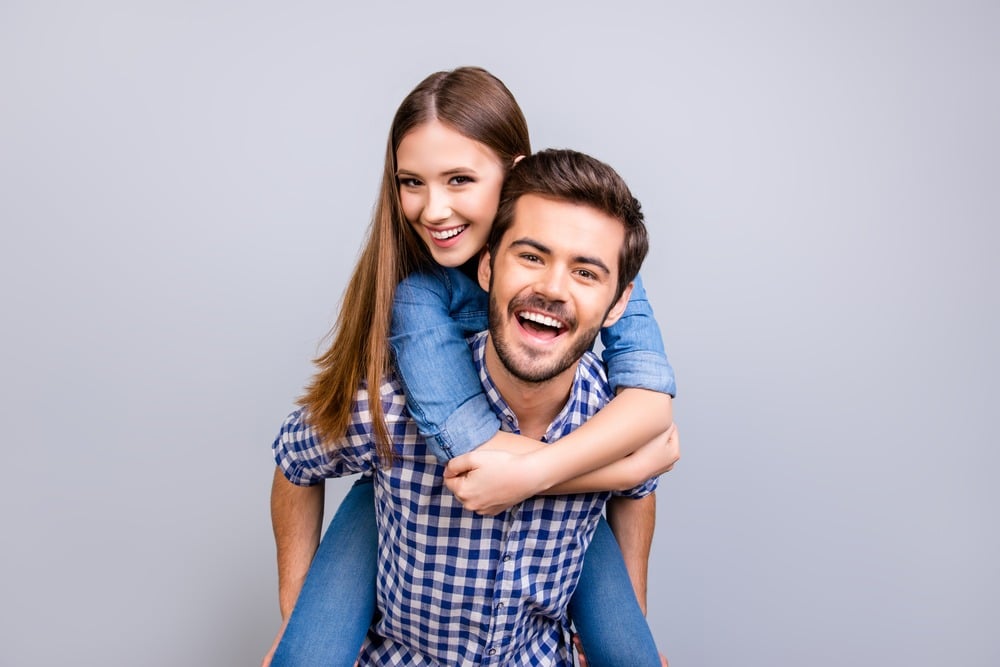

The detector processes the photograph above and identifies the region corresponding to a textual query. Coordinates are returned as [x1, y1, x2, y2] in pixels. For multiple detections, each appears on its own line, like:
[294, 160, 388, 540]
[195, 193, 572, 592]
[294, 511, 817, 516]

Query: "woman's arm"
[445, 423, 679, 515]
[444, 274, 676, 512]
[393, 269, 676, 511]
[526, 273, 676, 492]
[601, 274, 676, 396]
[390, 267, 500, 462]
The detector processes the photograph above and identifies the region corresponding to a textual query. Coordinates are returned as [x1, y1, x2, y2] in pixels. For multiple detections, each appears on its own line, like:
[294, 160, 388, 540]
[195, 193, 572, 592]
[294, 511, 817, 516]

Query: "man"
[270, 149, 679, 665]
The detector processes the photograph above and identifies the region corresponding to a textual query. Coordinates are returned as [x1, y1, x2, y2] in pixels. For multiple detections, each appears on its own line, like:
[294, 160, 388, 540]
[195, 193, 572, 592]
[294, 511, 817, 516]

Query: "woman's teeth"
[429, 226, 467, 240]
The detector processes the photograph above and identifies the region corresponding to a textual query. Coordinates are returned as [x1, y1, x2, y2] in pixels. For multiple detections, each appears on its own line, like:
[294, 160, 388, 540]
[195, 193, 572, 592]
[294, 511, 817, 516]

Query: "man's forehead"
[505, 194, 624, 264]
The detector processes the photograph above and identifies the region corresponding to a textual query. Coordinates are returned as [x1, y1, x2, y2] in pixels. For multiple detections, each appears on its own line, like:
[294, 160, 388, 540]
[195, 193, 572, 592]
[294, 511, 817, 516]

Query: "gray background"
[1, 1, 996, 665]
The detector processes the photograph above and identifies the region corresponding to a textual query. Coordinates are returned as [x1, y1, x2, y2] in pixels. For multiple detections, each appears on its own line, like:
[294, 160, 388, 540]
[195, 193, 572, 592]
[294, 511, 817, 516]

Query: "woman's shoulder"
[393, 265, 486, 326]
[397, 265, 480, 299]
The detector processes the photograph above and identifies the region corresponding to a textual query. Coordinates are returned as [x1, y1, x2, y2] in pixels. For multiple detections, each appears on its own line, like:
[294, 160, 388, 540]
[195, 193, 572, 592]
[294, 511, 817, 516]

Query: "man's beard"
[488, 290, 602, 384]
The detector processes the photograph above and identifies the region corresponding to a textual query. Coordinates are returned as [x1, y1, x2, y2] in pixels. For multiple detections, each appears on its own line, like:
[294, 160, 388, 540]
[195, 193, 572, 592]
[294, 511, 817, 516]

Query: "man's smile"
[509, 295, 573, 343]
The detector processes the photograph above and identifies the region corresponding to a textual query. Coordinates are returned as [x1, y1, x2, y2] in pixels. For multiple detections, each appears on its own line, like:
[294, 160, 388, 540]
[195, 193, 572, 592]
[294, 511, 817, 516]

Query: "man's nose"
[422, 187, 452, 224]
[534, 266, 570, 301]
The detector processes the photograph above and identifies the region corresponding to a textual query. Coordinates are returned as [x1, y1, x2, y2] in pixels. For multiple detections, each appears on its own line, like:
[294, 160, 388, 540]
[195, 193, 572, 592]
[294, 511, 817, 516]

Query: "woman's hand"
[444, 424, 681, 513]
[444, 449, 544, 515]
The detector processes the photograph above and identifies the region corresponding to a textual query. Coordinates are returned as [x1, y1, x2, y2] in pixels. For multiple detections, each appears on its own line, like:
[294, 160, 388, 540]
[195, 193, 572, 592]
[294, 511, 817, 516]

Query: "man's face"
[479, 193, 633, 384]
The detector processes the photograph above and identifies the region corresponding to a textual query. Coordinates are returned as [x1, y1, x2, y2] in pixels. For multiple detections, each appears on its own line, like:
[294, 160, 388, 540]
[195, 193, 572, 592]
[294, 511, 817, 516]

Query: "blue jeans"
[274, 477, 660, 666]
[569, 517, 662, 667]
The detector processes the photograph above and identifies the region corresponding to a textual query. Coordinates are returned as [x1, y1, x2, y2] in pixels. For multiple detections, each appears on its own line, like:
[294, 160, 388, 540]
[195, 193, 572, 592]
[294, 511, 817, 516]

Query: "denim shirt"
[390, 266, 676, 462]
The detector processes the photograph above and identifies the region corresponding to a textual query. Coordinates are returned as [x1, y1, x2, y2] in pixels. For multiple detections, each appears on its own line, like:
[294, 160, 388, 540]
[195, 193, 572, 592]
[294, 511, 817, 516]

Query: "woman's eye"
[398, 177, 422, 188]
[449, 175, 473, 185]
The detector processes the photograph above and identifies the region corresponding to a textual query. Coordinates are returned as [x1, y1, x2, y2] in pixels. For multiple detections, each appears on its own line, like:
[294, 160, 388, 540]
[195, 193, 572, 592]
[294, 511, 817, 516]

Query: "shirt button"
[506, 415, 514, 422]
[496, 602, 504, 610]
[488, 648, 497, 656]
[502, 554, 511, 562]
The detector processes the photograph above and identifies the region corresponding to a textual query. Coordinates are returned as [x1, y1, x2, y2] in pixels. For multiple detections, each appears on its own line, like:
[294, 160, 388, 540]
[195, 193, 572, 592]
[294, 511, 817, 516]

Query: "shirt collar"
[470, 331, 598, 443]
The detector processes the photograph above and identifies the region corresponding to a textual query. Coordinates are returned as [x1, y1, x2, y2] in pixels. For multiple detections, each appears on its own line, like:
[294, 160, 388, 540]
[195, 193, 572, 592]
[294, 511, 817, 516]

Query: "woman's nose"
[422, 188, 452, 224]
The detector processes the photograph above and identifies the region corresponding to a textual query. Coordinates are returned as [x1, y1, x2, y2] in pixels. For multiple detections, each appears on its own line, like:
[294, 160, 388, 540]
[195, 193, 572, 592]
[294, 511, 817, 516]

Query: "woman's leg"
[569, 516, 661, 667]
[272, 477, 377, 666]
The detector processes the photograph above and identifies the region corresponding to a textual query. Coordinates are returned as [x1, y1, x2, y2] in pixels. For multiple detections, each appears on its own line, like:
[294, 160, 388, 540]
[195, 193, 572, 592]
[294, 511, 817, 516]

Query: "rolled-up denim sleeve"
[390, 271, 500, 463]
[601, 273, 677, 396]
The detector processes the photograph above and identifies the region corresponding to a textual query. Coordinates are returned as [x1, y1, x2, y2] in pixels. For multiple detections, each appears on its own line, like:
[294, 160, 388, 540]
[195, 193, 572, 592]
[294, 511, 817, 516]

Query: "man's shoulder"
[366, 372, 411, 423]
[565, 351, 615, 419]
[287, 374, 410, 441]
[576, 350, 612, 393]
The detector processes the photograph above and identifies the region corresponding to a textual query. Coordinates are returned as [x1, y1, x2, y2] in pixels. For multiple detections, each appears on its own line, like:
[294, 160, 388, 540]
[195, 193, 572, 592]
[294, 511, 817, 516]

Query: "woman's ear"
[512, 154, 526, 166]
[478, 250, 492, 291]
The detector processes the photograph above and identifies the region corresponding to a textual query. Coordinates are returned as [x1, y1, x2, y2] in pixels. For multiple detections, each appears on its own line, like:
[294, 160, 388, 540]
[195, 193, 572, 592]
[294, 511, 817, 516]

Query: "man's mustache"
[508, 294, 575, 330]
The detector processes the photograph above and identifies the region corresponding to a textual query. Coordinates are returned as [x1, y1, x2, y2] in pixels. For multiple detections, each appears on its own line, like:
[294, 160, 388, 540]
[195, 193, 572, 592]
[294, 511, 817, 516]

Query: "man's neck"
[483, 336, 578, 440]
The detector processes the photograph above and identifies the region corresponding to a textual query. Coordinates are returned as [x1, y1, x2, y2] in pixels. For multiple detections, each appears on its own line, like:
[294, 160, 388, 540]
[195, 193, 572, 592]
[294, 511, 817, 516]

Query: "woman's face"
[396, 120, 507, 268]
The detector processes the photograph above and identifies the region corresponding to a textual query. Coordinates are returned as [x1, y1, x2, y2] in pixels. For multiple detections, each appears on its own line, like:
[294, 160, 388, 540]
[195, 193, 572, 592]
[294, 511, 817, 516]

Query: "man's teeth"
[429, 226, 467, 240]
[520, 312, 563, 329]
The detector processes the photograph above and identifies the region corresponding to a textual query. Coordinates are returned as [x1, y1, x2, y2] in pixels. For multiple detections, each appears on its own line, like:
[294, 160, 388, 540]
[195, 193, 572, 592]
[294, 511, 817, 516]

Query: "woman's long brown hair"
[299, 67, 531, 462]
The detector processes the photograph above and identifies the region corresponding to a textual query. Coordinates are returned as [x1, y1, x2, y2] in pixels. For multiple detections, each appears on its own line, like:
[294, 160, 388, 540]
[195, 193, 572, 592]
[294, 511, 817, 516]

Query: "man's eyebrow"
[509, 238, 551, 255]
[509, 238, 611, 275]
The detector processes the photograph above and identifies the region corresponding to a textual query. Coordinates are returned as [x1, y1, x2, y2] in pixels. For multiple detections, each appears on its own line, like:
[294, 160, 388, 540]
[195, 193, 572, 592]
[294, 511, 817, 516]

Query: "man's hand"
[573, 634, 668, 666]
[260, 617, 288, 667]
[444, 449, 545, 515]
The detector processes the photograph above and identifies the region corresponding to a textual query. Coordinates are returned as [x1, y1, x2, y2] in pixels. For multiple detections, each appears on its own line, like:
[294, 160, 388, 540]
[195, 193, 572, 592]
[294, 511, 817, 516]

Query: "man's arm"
[262, 468, 325, 666]
[605, 493, 655, 615]
[271, 467, 325, 619]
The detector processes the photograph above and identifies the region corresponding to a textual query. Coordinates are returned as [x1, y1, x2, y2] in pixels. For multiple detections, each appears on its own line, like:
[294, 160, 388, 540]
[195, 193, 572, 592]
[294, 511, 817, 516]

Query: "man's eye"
[576, 269, 597, 280]
[520, 254, 541, 263]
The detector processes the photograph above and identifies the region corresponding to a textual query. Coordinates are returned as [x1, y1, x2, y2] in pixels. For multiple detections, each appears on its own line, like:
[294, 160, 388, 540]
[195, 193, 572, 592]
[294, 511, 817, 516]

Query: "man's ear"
[602, 282, 633, 328]
[478, 249, 492, 291]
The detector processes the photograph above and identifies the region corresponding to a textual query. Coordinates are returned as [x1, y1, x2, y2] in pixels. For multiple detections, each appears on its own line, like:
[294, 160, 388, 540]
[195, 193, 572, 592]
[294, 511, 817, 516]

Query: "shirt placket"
[481, 504, 524, 664]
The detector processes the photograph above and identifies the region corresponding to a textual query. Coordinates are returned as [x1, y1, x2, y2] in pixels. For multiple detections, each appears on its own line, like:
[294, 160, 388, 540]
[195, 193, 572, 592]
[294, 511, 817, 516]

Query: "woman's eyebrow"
[395, 167, 477, 177]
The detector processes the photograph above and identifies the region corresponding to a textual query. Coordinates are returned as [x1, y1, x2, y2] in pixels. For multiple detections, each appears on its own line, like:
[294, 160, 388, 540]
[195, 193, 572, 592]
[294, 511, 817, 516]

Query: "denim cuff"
[605, 350, 677, 397]
[421, 393, 502, 463]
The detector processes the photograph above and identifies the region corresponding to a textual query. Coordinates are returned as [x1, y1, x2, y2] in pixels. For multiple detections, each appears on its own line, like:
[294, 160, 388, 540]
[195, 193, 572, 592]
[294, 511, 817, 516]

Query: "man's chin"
[497, 347, 574, 384]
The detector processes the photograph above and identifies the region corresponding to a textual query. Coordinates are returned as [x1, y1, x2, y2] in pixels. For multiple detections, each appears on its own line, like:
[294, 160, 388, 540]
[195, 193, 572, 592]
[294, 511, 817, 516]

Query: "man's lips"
[518, 310, 565, 330]
[514, 307, 569, 340]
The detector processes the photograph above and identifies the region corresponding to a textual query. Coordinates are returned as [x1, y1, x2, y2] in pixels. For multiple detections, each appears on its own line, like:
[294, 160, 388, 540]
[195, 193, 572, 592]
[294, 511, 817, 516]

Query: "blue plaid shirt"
[274, 332, 658, 666]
